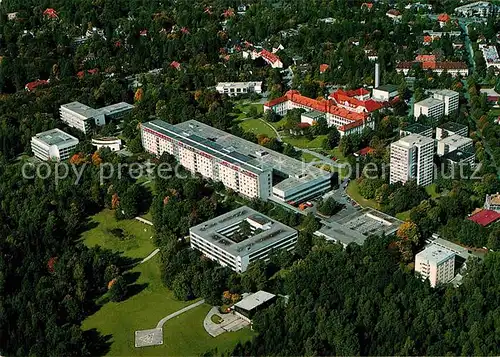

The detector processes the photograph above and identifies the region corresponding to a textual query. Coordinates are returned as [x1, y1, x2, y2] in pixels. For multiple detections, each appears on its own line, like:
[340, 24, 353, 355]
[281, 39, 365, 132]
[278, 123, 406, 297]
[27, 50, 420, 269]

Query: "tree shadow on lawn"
[83, 328, 112, 356]
[123, 271, 149, 300]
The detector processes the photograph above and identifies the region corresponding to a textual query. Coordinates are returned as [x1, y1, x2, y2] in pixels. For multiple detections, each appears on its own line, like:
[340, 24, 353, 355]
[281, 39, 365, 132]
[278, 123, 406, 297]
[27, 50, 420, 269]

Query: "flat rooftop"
[175, 120, 330, 192]
[61, 101, 102, 119]
[395, 133, 434, 148]
[417, 244, 455, 264]
[433, 89, 459, 97]
[415, 97, 444, 108]
[302, 110, 325, 118]
[403, 123, 431, 135]
[444, 149, 475, 162]
[143, 120, 265, 175]
[375, 84, 398, 92]
[190, 206, 297, 257]
[316, 207, 403, 246]
[217, 81, 262, 87]
[439, 121, 467, 133]
[432, 237, 471, 260]
[97, 102, 134, 115]
[233, 290, 276, 311]
[439, 134, 472, 147]
[33, 128, 79, 146]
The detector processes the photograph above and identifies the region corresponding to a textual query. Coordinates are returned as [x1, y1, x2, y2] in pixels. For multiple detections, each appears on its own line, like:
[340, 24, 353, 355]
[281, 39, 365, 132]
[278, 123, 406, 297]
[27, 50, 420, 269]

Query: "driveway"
[203, 307, 250, 337]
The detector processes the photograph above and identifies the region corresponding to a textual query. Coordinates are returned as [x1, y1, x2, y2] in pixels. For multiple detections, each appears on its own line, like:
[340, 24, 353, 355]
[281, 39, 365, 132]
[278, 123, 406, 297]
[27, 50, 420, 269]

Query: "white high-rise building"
[31, 128, 79, 161]
[415, 244, 455, 287]
[432, 89, 459, 116]
[390, 134, 435, 186]
[437, 134, 473, 156]
[414, 97, 445, 121]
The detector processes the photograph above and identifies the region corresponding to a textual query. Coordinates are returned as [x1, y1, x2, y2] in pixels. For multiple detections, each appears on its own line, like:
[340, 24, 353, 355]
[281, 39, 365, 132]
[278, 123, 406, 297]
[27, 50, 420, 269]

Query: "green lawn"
[315, 163, 348, 178]
[396, 211, 411, 221]
[282, 135, 327, 149]
[270, 117, 288, 130]
[82, 256, 254, 356]
[82, 209, 155, 259]
[488, 107, 500, 116]
[239, 118, 277, 138]
[425, 183, 440, 199]
[301, 152, 320, 163]
[346, 180, 381, 210]
[233, 102, 264, 120]
[329, 147, 347, 162]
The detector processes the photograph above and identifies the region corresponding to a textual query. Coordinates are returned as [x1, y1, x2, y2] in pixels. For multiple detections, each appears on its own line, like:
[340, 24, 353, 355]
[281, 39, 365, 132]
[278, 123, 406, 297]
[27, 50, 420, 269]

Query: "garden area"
[239, 118, 277, 138]
[82, 209, 155, 259]
[82, 256, 253, 356]
[282, 135, 326, 149]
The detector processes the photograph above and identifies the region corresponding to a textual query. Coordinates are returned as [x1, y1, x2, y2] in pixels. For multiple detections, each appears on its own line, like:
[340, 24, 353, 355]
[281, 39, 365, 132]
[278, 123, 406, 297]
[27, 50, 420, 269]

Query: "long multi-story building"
[31, 128, 79, 161]
[215, 81, 263, 97]
[189, 206, 298, 273]
[141, 119, 331, 203]
[60, 101, 133, 134]
[415, 244, 455, 287]
[454, 1, 496, 17]
[436, 122, 468, 140]
[264, 89, 381, 136]
[414, 97, 445, 121]
[390, 134, 435, 186]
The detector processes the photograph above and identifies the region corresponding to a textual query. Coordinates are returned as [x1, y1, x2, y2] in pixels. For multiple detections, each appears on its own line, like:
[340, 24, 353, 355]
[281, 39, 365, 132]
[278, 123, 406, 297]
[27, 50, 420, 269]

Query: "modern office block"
[432, 89, 459, 116]
[415, 244, 455, 287]
[414, 97, 445, 121]
[437, 134, 473, 156]
[31, 128, 79, 161]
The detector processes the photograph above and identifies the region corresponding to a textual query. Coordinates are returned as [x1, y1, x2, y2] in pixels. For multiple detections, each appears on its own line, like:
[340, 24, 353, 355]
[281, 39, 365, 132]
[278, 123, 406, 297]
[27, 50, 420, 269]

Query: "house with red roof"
[423, 36, 433, 45]
[77, 68, 99, 79]
[354, 147, 374, 157]
[180, 27, 190, 35]
[263, 90, 374, 136]
[259, 49, 283, 68]
[139, 29, 148, 37]
[223, 8, 235, 18]
[386, 9, 402, 22]
[438, 13, 451, 28]
[170, 61, 181, 71]
[25, 79, 49, 92]
[467, 209, 500, 227]
[361, 3, 373, 10]
[329, 88, 383, 113]
[43, 8, 58, 19]
[319, 64, 329, 74]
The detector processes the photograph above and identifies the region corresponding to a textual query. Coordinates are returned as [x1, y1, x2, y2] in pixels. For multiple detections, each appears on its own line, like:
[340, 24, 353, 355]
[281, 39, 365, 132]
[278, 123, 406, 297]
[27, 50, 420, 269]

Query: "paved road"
[156, 299, 206, 328]
[135, 216, 153, 226]
[140, 248, 159, 264]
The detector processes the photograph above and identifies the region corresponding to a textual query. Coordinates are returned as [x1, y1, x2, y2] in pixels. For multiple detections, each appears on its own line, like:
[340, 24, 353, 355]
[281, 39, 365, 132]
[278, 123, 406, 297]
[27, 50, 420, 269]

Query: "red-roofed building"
[204, 7, 212, 15]
[139, 29, 148, 37]
[319, 64, 329, 73]
[423, 36, 433, 44]
[264, 90, 374, 136]
[396, 59, 468, 76]
[354, 147, 374, 157]
[43, 8, 58, 19]
[416, 54, 436, 63]
[386, 9, 402, 21]
[260, 49, 283, 68]
[361, 3, 373, 10]
[170, 61, 181, 71]
[329, 88, 383, 113]
[467, 209, 500, 227]
[223, 8, 235, 18]
[25, 79, 49, 92]
[181, 27, 190, 35]
[438, 13, 451, 27]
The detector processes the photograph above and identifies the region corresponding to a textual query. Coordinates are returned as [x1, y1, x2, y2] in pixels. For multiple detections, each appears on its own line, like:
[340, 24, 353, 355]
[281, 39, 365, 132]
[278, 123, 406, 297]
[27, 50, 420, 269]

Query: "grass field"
[346, 180, 381, 210]
[82, 256, 254, 356]
[239, 118, 277, 138]
[233, 102, 264, 120]
[282, 135, 326, 149]
[396, 211, 411, 221]
[270, 117, 287, 130]
[425, 183, 440, 199]
[82, 209, 155, 259]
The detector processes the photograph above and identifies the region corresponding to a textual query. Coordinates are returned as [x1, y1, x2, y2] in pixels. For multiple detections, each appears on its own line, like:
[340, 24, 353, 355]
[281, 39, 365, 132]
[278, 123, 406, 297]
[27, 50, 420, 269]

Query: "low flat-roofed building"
[436, 121, 468, 139]
[60, 101, 133, 134]
[215, 81, 263, 96]
[454, 1, 496, 18]
[437, 134, 473, 156]
[467, 209, 500, 227]
[301, 110, 325, 125]
[372, 84, 399, 102]
[92, 137, 122, 151]
[485, 193, 500, 212]
[400, 123, 433, 138]
[443, 149, 476, 169]
[415, 244, 455, 287]
[189, 206, 298, 273]
[233, 290, 276, 322]
[31, 128, 79, 161]
[314, 208, 403, 247]
[414, 97, 445, 121]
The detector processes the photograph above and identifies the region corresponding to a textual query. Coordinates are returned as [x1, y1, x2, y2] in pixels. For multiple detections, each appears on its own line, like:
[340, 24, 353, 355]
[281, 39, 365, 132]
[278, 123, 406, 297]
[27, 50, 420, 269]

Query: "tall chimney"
[375, 63, 380, 88]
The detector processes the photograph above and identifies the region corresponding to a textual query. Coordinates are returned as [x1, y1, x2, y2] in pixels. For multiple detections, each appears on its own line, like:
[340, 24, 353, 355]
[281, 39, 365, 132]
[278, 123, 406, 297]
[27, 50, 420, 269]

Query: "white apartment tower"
[414, 97, 445, 121]
[433, 89, 459, 116]
[390, 134, 435, 186]
[415, 244, 455, 287]
[31, 128, 79, 161]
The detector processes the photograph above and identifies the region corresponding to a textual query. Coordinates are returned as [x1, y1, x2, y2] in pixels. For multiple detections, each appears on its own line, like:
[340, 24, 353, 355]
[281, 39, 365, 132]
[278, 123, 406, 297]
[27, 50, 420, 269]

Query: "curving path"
[156, 299, 206, 329]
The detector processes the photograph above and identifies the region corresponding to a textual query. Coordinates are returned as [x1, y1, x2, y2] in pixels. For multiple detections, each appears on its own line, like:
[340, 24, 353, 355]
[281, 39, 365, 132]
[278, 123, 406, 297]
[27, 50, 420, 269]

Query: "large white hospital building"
[141, 119, 332, 203]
